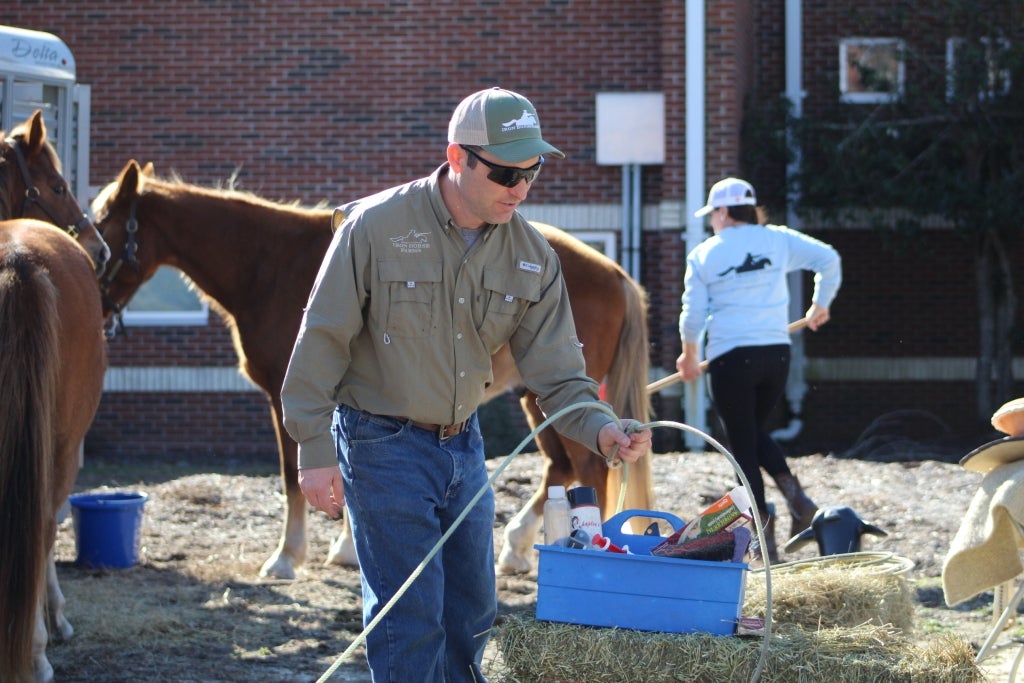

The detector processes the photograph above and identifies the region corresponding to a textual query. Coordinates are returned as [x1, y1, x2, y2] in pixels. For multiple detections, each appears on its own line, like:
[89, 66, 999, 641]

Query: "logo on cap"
[502, 110, 539, 133]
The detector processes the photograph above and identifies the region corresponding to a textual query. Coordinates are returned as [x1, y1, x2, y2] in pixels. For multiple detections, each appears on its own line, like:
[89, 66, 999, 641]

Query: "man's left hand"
[598, 419, 652, 464]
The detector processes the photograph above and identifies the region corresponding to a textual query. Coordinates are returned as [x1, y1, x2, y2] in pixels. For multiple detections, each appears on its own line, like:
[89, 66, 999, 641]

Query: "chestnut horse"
[0, 220, 106, 683]
[1, 111, 111, 274]
[0, 111, 108, 683]
[94, 159, 653, 579]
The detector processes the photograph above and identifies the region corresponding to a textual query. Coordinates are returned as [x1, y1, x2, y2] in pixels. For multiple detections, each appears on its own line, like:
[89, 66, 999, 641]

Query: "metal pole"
[684, 0, 709, 448]
[621, 164, 631, 275]
[631, 163, 642, 280]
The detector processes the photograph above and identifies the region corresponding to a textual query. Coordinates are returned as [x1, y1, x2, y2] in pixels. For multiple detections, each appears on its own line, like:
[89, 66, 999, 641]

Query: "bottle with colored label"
[658, 485, 753, 549]
[543, 485, 571, 547]
[567, 486, 603, 542]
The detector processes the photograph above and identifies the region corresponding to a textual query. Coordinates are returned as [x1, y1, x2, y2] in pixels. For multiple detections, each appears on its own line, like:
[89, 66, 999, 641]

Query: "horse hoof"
[33, 657, 54, 683]
[51, 617, 73, 642]
[259, 554, 296, 580]
[496, 548, 532, 575]
[325, 534, 359, 567]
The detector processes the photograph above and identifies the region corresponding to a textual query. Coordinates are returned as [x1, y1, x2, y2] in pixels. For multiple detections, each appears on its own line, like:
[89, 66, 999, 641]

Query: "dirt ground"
[47, 441, 1017, 682]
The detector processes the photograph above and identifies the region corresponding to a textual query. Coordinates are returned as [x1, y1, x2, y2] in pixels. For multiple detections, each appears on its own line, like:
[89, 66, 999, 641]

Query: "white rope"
[316, 405, 773, 683]
[750, 551, 914, 576]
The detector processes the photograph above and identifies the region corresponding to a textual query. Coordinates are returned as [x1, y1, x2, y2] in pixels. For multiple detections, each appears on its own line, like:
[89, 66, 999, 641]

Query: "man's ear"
[447, 143, 465, 173]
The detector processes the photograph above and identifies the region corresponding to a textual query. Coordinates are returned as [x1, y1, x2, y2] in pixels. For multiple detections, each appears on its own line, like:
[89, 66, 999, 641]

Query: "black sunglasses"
[461, 146, 544, 188]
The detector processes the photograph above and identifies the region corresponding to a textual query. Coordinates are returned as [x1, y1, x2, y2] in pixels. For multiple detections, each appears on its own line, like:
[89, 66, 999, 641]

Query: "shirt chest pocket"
[377, 259, 442, 339]
[477, 267, 541, 352]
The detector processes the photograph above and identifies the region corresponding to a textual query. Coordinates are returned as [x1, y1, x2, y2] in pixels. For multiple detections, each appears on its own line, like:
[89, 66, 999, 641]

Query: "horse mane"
[147, 167, 333, 217]
[95, 162, 335, 339]
[8, 119, 63, 173]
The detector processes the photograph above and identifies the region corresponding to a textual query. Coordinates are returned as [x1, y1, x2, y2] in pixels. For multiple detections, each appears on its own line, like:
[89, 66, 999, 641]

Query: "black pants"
[707, 344, 792, 511]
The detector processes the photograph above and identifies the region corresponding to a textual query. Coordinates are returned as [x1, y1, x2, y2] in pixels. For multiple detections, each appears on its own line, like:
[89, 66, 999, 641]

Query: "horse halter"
[98, 194, 142, 339]
[4, 135, 93, 238]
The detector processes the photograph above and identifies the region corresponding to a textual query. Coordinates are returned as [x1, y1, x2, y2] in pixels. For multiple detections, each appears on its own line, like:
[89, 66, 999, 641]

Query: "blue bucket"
[68, 491, 149, 569]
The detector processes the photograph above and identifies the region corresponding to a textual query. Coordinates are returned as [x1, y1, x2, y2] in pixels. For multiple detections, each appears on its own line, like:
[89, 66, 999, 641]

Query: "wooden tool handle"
[646, 317, 811, 394]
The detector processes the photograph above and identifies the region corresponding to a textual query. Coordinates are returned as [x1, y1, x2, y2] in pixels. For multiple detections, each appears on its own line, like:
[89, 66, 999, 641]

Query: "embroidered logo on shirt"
[717, 252, 772, 277]
[390, 229, 431, 254]
[518, 260, 542, 274]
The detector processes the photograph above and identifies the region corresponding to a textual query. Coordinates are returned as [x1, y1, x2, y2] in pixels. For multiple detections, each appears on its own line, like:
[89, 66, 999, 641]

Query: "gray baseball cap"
[448, 87, 565, 163]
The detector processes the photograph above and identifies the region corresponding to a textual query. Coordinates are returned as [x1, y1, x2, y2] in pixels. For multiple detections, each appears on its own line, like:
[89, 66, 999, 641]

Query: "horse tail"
[602, 271, 655, 514]
[0, 250, 59, 682]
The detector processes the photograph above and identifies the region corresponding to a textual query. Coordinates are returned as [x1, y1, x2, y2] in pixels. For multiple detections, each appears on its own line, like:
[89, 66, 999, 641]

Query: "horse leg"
[496, 393, 574, 575]
[31, 538, 59, 683]
[259, 405, 307, 579]
[44, 551, 72, 641]
[32, 598, 54, 683]
[326, 515, 358, 567]
[36, 550, 70, 681]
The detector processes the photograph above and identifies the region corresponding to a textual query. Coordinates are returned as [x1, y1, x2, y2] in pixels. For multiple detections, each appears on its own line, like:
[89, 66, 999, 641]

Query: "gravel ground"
[44, 445, 1016, 682]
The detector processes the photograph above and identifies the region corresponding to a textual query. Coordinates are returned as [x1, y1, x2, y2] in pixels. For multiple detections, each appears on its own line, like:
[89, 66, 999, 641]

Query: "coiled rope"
[316, 402, 773, 683]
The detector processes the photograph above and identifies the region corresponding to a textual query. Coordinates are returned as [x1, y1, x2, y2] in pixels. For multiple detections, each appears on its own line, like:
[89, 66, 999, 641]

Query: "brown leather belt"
[396, 417, 469, 440]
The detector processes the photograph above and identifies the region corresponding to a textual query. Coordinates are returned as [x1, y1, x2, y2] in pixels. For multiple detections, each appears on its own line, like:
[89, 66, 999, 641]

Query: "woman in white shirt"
[676, 177, 842, 563]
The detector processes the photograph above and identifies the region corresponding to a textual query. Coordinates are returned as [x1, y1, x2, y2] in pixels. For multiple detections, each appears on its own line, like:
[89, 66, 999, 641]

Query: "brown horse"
[1, 111, 111, 274]
[0, 219, 107, 683]
[94, 159, 653, 578]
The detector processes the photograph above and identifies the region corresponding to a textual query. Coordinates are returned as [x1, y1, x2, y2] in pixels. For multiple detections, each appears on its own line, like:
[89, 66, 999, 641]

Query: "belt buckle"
[438, 421, 463, 441]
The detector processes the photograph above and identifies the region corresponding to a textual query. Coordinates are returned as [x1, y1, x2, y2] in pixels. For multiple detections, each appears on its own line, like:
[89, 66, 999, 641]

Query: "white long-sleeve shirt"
[680, 223, 841, 362]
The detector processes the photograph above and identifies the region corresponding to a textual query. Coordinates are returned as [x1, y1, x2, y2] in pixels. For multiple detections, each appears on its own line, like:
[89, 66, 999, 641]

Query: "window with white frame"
[946, 37, 1011, 102]
[570, 230, 617, 261]
[839, 38, 905, 104]
[121, 266, 209, 326]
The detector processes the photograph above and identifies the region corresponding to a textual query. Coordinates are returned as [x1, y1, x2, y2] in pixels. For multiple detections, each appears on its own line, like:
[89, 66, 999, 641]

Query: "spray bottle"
[543, 485, 571, 547]
[567, 485, 603, 541]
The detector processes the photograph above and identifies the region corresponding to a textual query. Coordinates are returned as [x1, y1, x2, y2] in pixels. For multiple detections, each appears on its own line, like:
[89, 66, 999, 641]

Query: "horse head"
[93, 159, 162, 334]
[1, 110, 110, 274]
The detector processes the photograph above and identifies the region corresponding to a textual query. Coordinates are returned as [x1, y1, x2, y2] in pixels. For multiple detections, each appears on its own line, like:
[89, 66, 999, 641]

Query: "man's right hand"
[298, 465, 345, 520]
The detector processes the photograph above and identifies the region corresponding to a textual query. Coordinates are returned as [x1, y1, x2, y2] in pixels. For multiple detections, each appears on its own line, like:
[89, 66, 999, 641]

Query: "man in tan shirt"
[281, 87, 650, 683]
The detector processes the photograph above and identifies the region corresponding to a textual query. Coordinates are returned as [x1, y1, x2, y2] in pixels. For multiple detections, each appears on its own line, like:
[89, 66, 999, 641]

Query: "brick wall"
[4, 1, 1019, 459]
[5, 2, 663, 205]
[90, 391, 278, 460]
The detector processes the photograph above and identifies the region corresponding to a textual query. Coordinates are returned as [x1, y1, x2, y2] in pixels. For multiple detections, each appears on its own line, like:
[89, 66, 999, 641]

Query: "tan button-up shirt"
[282, 165, 612, 469]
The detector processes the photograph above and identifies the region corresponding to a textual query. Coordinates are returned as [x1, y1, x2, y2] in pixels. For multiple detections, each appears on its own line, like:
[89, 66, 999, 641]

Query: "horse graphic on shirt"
[718, 252, 772, 277]
[390, 229, 430, 245]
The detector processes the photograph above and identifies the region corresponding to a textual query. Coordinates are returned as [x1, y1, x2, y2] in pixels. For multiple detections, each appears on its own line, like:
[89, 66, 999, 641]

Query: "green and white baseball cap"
[448, 87, 565, 163]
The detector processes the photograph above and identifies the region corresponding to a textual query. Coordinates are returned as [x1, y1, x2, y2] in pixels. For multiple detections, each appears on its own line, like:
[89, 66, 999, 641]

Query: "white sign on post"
[595, 92, 665, 166]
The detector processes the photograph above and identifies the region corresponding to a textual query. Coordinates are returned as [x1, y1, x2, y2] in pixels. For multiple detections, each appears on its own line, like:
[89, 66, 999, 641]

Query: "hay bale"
[495, 561, 973, 682]
[494, 616, 981, 683]
[743, 563, 916, 632]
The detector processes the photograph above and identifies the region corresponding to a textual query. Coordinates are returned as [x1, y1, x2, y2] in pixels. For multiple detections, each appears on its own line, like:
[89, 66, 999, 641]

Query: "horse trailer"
[0, 25, 91, 208]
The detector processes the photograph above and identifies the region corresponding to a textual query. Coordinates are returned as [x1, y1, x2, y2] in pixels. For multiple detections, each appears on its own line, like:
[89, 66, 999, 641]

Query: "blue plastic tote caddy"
[535, 509, 748, 635]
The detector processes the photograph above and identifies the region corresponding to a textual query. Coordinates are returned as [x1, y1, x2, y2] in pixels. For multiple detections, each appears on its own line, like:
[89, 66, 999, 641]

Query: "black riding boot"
[774, 472, 818, 542]
[751, 503, 778, 565]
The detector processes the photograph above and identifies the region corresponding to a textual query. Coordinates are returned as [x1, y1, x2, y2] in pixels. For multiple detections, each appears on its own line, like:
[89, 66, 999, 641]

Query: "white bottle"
[543, 485, 572, 547]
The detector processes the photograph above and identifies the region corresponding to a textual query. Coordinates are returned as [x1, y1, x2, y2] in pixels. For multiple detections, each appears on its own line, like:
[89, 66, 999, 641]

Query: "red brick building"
[2, 1, 1015, 459]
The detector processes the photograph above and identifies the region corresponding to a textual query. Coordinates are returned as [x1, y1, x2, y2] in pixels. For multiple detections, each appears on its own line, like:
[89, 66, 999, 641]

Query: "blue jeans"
[333, 405, 495, 683]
